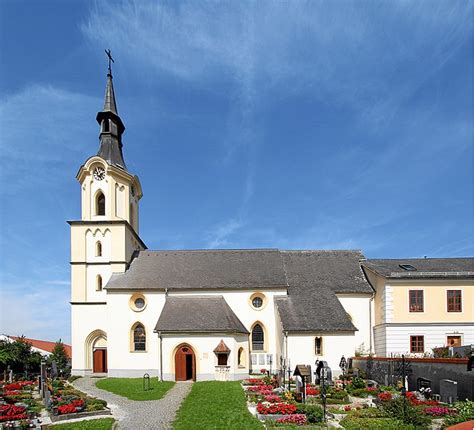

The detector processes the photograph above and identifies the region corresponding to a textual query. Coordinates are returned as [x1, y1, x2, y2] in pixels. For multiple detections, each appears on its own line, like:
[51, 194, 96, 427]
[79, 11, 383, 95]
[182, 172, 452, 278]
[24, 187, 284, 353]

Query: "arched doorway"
[85, 330, 107, 374]
[174, 344, 195, 381]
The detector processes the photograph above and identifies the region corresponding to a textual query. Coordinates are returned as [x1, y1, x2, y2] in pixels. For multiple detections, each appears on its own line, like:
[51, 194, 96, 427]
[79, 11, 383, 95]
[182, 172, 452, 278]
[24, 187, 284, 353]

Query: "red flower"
[257, 402, 297, 415]
[276, 414, 307, 425]
[306, 387, 320, 396]
[378, 392, 392, 402]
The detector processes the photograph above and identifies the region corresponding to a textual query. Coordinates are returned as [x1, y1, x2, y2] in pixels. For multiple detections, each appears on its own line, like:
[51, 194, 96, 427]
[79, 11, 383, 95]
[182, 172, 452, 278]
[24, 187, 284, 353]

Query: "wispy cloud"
[206, 217, 245, 249]
[81, 0, 471, 246]
[0, 85, 99, 195]
[0, 281, 71, 343]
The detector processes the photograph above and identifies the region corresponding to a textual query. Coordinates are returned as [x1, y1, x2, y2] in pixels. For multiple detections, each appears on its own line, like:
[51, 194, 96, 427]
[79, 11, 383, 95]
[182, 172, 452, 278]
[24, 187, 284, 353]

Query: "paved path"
[73, 377, 192, 429]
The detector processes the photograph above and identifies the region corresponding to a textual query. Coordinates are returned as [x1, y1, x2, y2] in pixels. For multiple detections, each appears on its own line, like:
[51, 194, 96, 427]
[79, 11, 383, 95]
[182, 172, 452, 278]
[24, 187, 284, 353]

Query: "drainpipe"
[158, 331, 163, 381]
[369, 293, 374, 354]
[284, 331, 288, 365]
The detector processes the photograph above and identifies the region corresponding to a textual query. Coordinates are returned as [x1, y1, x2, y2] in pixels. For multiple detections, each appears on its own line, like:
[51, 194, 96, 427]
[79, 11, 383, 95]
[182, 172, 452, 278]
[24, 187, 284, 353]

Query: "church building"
[70, 67, 473, 381]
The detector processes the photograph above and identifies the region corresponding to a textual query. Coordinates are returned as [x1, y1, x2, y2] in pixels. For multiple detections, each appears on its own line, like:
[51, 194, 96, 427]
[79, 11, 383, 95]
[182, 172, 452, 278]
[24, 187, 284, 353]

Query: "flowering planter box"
[50, 408, 111, 423]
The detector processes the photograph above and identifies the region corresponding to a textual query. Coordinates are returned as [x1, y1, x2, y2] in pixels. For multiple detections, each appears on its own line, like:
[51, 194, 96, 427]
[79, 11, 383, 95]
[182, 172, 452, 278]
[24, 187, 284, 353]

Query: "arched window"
[251, 324, 264, 351]
[129, 203, 134, 227]
[102, 119, 109, 132]
[315, 337, 323, 355]
[133, 323, 146, 351]
[96, 192, 105, 216]
[238, 347, 245, 366]
[96, 241, 102, 257]
[96, 275, 103, 291]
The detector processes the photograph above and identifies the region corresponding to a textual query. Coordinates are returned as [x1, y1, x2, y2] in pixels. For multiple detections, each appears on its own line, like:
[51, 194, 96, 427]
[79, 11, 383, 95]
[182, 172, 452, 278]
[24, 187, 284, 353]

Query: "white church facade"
[70, 69, 474, 381]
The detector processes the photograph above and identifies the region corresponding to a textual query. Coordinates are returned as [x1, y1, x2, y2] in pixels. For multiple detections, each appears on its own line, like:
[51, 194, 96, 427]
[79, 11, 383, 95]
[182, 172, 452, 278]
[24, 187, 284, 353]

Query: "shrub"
[381, 396, 431, 427]
[295, 404, 323, 423]
[341, 416, 417, 430]
[351, 376, 366, 389]
[443, 400, 474, 427]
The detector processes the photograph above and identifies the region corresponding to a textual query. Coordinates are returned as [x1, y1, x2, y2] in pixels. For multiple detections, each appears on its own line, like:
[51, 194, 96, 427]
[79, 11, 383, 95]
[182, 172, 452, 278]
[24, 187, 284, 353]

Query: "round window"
[252, 297, 263, 308]
[134, 298, 145, 309]
[129, 293, 147, 312]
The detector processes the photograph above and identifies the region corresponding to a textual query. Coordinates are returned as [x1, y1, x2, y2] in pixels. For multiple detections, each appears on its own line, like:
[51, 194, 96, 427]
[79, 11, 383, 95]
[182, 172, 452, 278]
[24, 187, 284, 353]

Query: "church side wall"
[161, 334, 249, 381]
[106, 291, 165, 377]
[287, 333, 356, 377]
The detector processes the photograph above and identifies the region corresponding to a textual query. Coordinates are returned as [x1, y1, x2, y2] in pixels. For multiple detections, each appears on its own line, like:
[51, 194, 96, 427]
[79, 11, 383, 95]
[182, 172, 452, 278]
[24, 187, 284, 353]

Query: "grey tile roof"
[275, 291, 357, 332]
[282, 250, 373, 294]
[154, 296, 249, 334]
[362, 258, 474, 279]
[106, 249, 288, 290]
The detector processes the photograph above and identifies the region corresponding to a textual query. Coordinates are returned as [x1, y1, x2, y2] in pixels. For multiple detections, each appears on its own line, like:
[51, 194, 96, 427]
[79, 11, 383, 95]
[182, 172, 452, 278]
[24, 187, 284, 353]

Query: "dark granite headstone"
[417, 377, 431, 390]
[440, 379, 458, 403]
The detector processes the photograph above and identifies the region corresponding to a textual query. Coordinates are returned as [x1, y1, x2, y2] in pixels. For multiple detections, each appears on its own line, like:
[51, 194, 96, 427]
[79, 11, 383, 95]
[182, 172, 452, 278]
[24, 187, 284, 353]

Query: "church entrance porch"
[93, 348, 107, 373]
[175, 344, 195, 381]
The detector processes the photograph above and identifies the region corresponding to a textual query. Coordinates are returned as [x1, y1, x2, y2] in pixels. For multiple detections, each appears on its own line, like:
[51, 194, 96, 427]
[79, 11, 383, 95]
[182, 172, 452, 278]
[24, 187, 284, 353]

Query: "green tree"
[48, 339, 70, 377]
[0, 336, 42, 375]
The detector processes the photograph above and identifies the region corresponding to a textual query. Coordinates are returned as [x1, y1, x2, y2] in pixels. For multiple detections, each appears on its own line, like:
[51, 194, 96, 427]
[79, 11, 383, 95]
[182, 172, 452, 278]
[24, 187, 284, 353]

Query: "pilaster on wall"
[385, 284, 394, 323]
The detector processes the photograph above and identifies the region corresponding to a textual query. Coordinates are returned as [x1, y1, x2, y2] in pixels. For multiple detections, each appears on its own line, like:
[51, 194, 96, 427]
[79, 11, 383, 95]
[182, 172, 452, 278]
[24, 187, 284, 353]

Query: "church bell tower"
[69, 55, 146, 304]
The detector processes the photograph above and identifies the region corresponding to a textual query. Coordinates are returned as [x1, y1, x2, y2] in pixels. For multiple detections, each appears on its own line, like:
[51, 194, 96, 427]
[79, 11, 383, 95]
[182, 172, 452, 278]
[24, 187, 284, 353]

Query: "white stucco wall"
[286, 333, 357, 377]
[337, 294, 372, 355]
[71, 304, 107, 375]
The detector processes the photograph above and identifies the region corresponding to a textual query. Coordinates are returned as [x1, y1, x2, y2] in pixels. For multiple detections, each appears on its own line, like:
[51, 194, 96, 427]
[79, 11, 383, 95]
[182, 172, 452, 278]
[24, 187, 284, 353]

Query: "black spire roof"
[96, 70, 127, 170]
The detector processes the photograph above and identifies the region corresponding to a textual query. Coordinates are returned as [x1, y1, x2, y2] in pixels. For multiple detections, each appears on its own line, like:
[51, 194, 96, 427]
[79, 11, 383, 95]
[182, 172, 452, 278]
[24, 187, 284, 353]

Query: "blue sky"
[0, 0, 472, 343]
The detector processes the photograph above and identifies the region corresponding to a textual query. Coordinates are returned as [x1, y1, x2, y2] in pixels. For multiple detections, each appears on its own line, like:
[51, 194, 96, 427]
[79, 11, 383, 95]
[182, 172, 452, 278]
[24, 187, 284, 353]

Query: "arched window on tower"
[96, 192, 105, 216]
[251, 323, 264, 351]
[96, 275, 103, 291]
[133, 323, 146, 351]
[96, 241, 102, 257]
[129, 203, 134, 227]
[102, 119, 109, 132]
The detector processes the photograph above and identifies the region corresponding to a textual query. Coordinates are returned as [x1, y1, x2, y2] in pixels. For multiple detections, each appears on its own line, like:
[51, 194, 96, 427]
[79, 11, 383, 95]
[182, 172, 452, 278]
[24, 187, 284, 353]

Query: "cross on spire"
[105, 49, 114, 75]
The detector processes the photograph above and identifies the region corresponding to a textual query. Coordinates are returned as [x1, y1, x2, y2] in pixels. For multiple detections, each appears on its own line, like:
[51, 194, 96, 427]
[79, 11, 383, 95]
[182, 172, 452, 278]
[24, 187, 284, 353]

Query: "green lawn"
[95, 377, 175, 400]
[173, 381, 262, 430]
[50, 418, 115, 429]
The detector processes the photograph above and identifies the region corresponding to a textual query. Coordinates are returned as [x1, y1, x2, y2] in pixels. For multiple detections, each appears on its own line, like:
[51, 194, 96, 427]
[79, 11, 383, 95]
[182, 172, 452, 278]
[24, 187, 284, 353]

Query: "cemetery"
[239, 357, 474, 429]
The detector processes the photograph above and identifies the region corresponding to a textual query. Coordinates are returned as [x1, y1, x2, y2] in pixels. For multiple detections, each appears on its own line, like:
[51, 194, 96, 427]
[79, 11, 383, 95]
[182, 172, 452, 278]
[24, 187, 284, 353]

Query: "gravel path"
[73, 377, 192, 429]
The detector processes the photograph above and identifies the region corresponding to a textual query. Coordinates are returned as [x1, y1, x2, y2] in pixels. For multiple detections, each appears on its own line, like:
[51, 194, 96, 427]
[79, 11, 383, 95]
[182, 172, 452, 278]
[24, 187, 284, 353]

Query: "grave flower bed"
[242, 378, 266, 386]
[50, 382, 107, 415]
[276, 413, 307, 425]
[257, 402, 297, 415]
[264, 394, 283, 403]
[423, 406, 456, 417]
[377, 391, 392, 402]
[0, 404, 28, 422]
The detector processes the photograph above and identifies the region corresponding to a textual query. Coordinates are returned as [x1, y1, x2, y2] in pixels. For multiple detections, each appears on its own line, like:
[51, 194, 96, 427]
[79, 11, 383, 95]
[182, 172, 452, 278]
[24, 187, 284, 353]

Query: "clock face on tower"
[93, 166, 105, 181]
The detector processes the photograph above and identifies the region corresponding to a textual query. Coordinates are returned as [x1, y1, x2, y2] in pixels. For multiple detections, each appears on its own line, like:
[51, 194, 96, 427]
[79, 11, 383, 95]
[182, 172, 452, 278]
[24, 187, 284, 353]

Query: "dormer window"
[399, 264, 417, 271]
[96, 192, 106, 216]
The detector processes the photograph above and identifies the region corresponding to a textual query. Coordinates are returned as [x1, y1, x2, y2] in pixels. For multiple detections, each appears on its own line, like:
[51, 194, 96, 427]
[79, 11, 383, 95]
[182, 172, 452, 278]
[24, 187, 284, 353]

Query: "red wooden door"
[93, 349, 107, 373]
[175, 345, 195, 381]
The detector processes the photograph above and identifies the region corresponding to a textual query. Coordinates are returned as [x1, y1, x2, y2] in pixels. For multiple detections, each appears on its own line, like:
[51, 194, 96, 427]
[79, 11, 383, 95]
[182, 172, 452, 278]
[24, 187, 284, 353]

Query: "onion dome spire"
[96, 49, 127, 170]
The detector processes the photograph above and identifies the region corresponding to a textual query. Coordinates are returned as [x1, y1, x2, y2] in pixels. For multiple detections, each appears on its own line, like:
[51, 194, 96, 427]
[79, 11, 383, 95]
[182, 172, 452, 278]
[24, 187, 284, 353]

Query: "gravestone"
[367, 379, 378, 388]
[316, 361, 333, 385]
[417, 377, 431, 391]
[440, 379, 458, 404]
